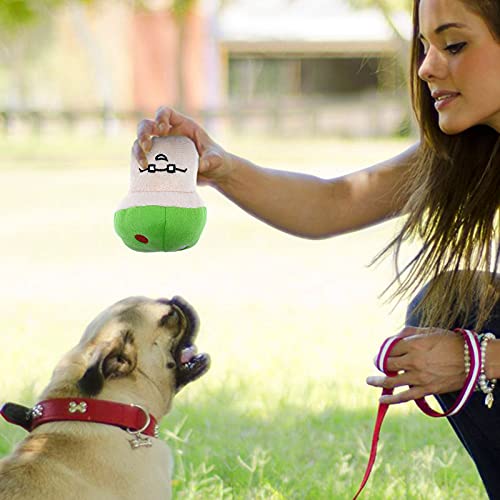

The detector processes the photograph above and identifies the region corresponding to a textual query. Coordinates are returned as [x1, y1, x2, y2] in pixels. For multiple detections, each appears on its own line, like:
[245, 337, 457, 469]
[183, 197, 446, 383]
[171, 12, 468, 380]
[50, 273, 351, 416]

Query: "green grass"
[165, 389, 484, 499]
[0, 133, 487, 499]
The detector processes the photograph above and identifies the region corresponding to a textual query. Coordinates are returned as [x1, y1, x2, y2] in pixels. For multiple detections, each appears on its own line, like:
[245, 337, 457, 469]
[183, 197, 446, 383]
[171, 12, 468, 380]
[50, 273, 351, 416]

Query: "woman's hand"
[366, 327, 466, 404]
[133, 106, 233, 186]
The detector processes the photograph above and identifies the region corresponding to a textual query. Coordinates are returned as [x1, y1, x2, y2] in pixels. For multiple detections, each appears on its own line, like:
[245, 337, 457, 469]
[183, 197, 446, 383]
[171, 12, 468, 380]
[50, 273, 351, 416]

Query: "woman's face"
[418, 0, 500, 134]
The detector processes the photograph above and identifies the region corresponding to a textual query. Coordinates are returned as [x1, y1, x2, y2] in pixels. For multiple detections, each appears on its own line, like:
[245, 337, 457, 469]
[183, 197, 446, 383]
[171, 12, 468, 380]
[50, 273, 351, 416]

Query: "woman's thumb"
[199, 151, 222, 173]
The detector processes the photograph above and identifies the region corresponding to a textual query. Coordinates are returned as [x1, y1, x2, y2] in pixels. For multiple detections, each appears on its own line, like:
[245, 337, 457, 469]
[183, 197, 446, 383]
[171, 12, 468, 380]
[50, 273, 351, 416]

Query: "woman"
[135, 0, 500, 496]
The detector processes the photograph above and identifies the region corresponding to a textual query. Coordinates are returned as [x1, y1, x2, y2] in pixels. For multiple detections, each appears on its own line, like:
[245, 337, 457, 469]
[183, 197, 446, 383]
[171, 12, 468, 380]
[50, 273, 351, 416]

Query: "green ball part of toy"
[114, 205, 207, 252]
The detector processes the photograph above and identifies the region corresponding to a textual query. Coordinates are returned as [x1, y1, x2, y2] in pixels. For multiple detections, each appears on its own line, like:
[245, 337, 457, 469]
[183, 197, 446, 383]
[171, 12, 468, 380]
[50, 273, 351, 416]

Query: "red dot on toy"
[135, 234, 149, 244]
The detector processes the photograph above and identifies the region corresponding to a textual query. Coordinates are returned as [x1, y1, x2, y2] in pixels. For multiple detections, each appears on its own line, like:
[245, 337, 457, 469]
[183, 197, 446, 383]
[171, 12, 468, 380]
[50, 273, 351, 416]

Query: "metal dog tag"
[126, 404, 154, 449]
[128, 433, 153, 449]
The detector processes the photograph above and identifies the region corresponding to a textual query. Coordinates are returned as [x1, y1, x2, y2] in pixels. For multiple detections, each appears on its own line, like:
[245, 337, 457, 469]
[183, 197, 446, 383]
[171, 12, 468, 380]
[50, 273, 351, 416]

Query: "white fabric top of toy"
[117, 136, 205, 210]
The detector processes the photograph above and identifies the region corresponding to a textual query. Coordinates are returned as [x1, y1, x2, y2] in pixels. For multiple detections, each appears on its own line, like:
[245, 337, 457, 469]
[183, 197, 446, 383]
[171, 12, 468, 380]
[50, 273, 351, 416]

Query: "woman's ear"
[77, 330, 137, 396]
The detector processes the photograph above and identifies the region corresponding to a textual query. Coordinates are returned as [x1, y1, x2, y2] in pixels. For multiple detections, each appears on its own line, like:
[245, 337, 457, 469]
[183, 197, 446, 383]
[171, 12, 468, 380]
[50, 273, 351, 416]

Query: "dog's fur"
[0, 296, 209, 500]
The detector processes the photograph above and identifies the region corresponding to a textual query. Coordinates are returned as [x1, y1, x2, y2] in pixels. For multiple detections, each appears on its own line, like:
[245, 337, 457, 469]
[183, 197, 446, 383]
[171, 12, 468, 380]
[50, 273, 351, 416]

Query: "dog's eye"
[116, 355, 127, 365]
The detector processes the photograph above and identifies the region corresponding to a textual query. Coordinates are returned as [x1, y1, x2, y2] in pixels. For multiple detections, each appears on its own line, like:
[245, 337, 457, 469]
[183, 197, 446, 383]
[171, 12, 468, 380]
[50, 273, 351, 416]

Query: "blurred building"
[220, 0, 409, 97]
[216, 0, 411, 135]
[0, 0, 412, 136]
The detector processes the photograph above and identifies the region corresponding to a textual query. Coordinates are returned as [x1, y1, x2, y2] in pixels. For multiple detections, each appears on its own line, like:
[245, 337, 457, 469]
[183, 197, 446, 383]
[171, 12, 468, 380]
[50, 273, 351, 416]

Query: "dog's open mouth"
[169, 296, 210, 391]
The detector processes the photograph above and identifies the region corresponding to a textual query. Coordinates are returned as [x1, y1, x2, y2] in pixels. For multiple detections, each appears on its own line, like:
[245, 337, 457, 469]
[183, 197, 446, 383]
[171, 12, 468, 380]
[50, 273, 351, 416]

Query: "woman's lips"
[433, 92, 461, 111]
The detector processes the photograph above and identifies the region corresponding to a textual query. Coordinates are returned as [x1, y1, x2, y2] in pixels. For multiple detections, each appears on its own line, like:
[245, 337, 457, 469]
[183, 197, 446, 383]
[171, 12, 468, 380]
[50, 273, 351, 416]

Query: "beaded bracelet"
[464, 331, 497, 407]
[478, 333, 497, 409]
[464, 338, 474, 386]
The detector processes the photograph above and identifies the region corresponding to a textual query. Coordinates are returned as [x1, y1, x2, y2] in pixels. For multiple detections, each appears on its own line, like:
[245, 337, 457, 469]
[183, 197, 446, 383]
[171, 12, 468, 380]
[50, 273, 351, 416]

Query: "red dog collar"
[1, 398, 159, 439]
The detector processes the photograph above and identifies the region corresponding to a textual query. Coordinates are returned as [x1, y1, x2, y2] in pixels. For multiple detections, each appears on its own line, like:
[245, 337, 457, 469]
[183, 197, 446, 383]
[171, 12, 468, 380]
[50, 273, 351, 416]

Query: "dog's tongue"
[180, 346, 197, 364]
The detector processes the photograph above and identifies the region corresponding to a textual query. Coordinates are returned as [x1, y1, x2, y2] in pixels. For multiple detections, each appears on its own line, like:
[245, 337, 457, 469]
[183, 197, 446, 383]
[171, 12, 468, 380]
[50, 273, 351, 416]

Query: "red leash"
[353, 329, 480, 499]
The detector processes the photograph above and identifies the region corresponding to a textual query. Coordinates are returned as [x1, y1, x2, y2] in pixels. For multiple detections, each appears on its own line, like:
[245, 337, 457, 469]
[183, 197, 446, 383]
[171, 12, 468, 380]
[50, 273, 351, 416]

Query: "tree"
[1, 0, 224, 112]
[135, 0, 199, 111]
[348, 0, 415, 134]
[170, 0, 199, 112]
[0, 0, 96, 33]
[0, 1, 63, 110]
[0, 0, 97, 112]
[349, 0, 411, 72]
[0, 1, 60, 32]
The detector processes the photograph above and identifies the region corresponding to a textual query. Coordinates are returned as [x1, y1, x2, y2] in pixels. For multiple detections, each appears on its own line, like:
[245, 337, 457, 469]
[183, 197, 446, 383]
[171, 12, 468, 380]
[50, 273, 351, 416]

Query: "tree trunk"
[176, 14, 187, 112]
[371, 0, 416, 134]
[69, 1, 115, 134]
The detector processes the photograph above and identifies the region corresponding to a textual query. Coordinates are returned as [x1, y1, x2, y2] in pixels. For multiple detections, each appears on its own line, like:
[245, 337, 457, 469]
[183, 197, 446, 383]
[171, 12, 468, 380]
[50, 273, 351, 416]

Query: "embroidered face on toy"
[114, 136, 207, 252]
[139, 153, 187, 174]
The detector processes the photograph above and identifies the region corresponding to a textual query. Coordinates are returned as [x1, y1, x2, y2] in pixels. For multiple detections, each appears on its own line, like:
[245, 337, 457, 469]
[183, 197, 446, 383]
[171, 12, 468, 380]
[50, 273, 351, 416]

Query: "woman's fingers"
[155, 106, 197, 139]
[154, 106, 174, 128]
[133, 106, 229, 184]
[379, 386, 428, 405]
[366, 372, 413, 390]
[366, 373, 429, 404]
[199, 148, 224, 173]
[132, 139, 148, 169]
[368, 328, 466, 405]
[134, 110, 198, 166]
[137, 118, 162, 150]
[384, 353, 408, 373]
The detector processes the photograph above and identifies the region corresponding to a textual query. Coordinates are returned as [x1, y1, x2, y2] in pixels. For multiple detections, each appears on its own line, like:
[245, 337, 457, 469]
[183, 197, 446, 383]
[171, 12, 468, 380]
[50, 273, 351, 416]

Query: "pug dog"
[0, 296, 210, 500]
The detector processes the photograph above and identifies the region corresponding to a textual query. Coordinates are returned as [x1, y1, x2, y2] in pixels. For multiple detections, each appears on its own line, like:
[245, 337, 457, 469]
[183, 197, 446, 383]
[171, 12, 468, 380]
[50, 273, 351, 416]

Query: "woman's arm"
[486, 341, 500, 379]
[215, 146, 416, 238]
[134, 106, 418, 238]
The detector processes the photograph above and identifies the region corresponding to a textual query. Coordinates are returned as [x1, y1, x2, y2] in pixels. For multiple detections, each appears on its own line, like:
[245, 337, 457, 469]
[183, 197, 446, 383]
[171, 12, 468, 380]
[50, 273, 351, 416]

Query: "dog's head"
[41, 296, 210, 417]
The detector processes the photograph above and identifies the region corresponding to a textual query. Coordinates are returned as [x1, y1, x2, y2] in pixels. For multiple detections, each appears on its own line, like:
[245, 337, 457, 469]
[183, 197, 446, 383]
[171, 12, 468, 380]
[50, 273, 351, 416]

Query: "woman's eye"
[445, 42, 466, 54]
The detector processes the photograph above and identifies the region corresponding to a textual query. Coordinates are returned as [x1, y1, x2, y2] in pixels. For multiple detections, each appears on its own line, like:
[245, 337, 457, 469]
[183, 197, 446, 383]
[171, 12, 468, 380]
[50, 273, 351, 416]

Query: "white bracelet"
[478, 332, 497, 409]
[464, 336, 481, 392]
[464, 339, 471, 372]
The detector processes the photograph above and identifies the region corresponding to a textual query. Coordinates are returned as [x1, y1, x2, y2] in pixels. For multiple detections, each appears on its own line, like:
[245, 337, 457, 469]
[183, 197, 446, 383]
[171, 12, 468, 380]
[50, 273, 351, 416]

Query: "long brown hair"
[382, 0, 500, 329]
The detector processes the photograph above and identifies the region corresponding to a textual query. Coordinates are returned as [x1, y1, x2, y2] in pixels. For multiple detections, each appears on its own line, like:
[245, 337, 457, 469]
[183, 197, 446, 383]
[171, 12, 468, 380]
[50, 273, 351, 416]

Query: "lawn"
[0, 132, 487, 499]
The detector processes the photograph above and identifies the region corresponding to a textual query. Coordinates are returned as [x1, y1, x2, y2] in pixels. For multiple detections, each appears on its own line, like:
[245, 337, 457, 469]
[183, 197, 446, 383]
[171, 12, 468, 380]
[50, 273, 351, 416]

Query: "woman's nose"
[418, 47, 448, 82]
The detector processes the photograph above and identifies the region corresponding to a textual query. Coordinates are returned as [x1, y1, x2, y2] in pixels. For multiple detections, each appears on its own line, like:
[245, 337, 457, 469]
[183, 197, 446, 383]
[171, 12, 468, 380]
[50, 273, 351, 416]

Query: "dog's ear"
[77, 330, 137, 396]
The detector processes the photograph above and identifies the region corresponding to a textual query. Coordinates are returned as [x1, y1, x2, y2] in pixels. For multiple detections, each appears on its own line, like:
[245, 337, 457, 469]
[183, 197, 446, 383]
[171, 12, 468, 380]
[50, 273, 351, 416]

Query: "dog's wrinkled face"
[42, 296, 210, 417]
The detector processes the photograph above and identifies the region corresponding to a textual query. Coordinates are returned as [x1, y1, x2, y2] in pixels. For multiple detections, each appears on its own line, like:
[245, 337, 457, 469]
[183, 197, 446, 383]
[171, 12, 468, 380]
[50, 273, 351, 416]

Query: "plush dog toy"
[114, 136, 206, 252]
